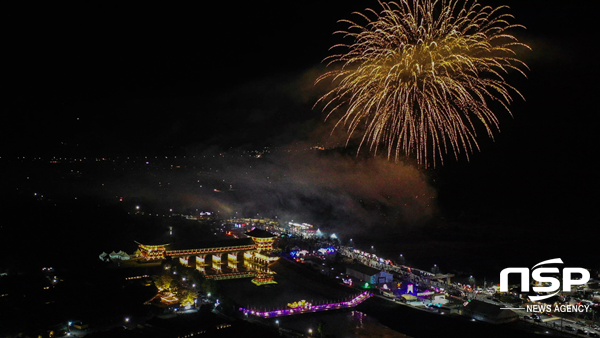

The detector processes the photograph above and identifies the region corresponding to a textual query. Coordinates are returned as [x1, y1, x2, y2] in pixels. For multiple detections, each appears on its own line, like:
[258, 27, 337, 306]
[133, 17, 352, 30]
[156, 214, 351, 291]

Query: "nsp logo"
[500, 258, 590, 301]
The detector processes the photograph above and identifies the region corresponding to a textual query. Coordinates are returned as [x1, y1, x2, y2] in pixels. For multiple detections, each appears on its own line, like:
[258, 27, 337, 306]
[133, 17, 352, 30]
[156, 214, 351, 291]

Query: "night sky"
[2, 5, 600, 337]
[4, 1, 599, 232]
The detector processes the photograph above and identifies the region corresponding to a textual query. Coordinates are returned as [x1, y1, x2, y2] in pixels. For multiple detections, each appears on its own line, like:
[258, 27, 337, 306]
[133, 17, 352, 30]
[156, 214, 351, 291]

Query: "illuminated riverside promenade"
[239, 291, 373, 318]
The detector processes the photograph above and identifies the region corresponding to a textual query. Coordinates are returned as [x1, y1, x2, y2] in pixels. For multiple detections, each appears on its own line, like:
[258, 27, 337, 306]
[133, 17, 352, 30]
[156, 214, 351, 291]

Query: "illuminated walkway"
[239, 291, 373, 318]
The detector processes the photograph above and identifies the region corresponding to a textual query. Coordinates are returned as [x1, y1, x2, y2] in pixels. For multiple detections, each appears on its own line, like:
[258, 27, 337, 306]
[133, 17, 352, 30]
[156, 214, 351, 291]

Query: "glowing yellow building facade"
[245, 228, 279, 286]
[137, 243, 168, 260]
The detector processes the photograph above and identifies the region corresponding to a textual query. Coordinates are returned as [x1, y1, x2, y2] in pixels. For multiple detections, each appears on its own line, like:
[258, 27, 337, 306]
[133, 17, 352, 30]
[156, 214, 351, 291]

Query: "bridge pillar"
[196, 255, 207, 275]
[228, 252, 239, 271]
[212, 254, 223, 272]
[179, 256, 189, 266]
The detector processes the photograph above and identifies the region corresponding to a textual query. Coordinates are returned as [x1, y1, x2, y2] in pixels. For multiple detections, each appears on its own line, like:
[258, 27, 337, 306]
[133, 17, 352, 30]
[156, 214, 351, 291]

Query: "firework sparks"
[315, 0, 529, 167]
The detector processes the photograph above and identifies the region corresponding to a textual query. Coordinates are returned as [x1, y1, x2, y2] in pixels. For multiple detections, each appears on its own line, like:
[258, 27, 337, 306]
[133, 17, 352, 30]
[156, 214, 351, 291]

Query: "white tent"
[117, 250, 130, 260]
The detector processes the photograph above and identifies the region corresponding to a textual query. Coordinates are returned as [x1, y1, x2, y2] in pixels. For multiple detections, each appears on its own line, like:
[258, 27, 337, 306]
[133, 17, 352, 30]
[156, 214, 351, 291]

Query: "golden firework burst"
[316, 0, 530, 167]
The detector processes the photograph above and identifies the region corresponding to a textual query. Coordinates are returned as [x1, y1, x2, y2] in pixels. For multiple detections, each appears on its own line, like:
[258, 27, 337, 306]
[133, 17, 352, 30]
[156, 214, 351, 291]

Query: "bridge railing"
[165, 244, 257, 256]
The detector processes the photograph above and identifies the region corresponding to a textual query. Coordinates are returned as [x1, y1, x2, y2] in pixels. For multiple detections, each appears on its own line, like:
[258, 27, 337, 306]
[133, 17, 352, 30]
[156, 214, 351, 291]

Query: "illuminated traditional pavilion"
[245, 228, 277, 252]
[137, 242, 168, 260]
[245, 228, 278, 286]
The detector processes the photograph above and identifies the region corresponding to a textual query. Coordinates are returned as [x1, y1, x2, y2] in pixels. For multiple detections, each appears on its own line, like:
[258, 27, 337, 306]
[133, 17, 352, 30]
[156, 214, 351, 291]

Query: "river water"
[275, 309, 409, 337]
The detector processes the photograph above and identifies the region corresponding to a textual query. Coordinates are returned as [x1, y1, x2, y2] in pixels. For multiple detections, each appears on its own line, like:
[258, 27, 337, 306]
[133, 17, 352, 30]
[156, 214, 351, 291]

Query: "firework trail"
[315, 0, 529, 167]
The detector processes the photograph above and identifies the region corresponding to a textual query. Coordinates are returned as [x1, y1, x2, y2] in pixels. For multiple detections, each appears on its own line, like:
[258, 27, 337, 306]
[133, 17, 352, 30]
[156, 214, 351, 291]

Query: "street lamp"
[308, 328, 313, 335]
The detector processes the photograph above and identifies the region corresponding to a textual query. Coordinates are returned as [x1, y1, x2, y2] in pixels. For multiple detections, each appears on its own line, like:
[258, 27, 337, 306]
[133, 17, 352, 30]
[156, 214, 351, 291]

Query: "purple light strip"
[239, 291, 373, 318]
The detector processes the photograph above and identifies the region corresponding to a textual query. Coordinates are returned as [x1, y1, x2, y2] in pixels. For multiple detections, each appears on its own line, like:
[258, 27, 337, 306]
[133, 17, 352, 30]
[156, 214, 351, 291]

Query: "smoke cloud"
[76, 66, 438, 239]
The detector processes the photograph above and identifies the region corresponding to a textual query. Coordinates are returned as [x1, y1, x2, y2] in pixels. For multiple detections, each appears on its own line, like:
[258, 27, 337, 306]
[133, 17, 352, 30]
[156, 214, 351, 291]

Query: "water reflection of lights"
[352, 310, 366, 328]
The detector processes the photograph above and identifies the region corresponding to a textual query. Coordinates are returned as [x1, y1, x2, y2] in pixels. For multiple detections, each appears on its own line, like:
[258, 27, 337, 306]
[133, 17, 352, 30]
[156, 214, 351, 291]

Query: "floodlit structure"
[245, 228, 278, 286]
[136, 228, 279, 285]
